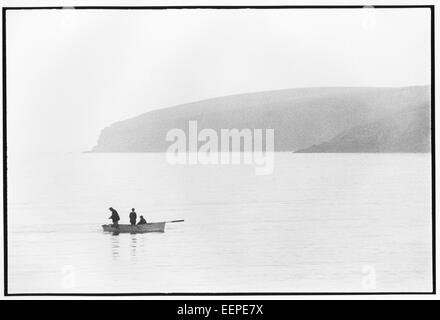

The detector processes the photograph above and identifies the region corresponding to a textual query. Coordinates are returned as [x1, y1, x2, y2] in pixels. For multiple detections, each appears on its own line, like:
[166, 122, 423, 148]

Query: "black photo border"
[1, 4, 436, 297]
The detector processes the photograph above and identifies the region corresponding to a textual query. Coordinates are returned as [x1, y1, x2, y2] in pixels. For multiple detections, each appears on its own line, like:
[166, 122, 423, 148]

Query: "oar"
[165, 219, 184, 223]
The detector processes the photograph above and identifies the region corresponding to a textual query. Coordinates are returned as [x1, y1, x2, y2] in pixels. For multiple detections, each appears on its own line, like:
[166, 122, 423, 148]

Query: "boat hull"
[102, 222, 165, 233]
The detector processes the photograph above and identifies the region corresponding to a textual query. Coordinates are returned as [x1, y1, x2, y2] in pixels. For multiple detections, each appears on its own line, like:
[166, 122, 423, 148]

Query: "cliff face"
[91, 86, 431, 153]
[296, 104, 431, 153]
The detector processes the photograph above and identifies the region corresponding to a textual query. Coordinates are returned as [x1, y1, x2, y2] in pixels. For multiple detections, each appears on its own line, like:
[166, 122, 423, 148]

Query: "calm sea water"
[8, 153, 432, 293]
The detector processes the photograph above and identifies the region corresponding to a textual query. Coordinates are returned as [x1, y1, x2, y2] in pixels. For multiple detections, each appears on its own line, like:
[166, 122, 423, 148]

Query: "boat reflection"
[130, 234, 137, 259]
[111, 234, 120, 259]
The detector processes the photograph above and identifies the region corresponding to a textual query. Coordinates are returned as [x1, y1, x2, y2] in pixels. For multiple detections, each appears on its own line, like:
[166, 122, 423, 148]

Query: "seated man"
[137, 215, 147, 225]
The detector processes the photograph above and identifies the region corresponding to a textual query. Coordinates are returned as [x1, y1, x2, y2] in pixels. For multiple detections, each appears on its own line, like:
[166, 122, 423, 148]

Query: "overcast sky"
[6, 8, 430, 152]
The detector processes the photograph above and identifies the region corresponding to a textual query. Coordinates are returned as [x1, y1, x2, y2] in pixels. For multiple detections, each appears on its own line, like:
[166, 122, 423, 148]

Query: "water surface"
[8, 153, 432, 293]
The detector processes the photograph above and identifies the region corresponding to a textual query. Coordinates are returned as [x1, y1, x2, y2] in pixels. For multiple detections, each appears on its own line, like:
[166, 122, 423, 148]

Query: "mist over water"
[8, 153, 432, 293]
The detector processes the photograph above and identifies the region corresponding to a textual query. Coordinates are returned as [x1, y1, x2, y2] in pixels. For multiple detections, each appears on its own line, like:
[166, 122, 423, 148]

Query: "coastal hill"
[295, 104, 430, 153]
[91, 86, 430, 153]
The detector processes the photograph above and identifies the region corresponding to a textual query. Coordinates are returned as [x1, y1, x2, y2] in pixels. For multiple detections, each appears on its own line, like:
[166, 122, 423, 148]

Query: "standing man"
[108, 207, 120, 228]
[129, 208, 137, 226]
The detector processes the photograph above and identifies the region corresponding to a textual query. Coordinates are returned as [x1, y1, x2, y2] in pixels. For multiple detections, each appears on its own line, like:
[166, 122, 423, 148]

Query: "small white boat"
[102, 222, 166, 233]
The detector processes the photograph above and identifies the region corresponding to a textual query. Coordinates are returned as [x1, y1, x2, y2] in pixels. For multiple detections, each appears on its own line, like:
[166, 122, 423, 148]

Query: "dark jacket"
[109, 209, 120, 222]
[137, 217, 147, 225]
[129, 211, 137, 221]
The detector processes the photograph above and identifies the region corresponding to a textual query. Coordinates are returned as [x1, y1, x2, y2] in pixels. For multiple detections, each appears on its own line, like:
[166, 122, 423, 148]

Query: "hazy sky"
[6, 8, 430, 152]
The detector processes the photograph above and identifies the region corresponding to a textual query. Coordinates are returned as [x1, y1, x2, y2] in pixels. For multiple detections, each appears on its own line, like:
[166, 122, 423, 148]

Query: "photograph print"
[3, 5, 434, 294]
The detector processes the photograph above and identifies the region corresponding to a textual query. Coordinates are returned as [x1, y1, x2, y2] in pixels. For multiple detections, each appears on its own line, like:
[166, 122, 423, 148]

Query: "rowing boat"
[102, 219, 183, 234]
[102, 222, 166, 233]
